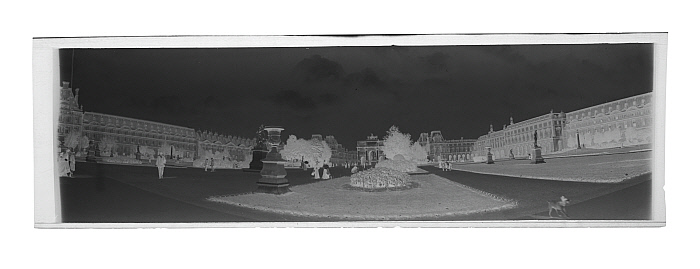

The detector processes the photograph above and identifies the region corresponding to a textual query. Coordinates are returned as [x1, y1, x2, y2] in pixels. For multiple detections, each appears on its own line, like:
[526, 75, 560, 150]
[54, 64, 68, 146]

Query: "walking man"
[156, 154, 166, 179]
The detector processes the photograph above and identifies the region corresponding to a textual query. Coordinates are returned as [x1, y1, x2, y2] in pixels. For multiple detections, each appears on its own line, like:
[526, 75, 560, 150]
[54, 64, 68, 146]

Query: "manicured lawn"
[209, 174, 516, 220]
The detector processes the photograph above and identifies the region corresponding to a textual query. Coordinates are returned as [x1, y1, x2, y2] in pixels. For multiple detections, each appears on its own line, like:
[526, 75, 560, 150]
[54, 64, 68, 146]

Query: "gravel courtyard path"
[60, 162, 652, 222]
[423, 166, 651, 220]
[451, 151, 651, 183]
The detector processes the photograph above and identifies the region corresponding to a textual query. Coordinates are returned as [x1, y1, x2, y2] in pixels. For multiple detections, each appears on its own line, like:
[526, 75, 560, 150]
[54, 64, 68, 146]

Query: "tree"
[63, 130, 81, 150]
[382, 125, 413, 160]
[79, 135, 90, 152]
[411, 142, 428, 163]
[280, 135, 331, 170]
[280, 135, 310, 162]
[309, 138, 332, 168]
[99, 136, 116, 155]
[159, 142, 171, 157]
[141, 147, 155, 160]
[214, 150, 225, 160]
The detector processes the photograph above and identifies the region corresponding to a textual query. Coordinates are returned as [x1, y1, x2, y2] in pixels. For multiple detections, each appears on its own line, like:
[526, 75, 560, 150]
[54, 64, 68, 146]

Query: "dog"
[547, 196, 570, 218]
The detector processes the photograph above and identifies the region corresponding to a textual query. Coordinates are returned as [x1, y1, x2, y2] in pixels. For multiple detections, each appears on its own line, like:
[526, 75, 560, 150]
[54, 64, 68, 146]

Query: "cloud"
[420, 52, 450, 72]
[203, 95, 225, 108]
[344, 68, 385, 87]
[319, 93, 341, 104]
[477, 46, 529, 65]
[148, 95, 190, 116]
[269, 90, 317, 111]
[420, 78, 450, 87]
[294, 55, 345, 82]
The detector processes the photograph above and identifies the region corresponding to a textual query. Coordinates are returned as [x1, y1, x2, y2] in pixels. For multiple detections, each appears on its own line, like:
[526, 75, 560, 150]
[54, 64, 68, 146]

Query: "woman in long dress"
[313, 166, 320, 179]
[322, 166, 331, 180]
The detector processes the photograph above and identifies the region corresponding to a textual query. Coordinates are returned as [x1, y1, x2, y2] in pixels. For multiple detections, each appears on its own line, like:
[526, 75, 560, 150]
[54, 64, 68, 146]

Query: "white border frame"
[33, 33, 667, 228]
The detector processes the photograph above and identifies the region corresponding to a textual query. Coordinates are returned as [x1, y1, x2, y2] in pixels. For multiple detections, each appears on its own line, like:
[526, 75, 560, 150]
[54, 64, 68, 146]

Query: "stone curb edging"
[206, 196, 518, 221]
[543, 148, 651, 160]
[448, 166, 649, 184]
[446, 168, 651, 184]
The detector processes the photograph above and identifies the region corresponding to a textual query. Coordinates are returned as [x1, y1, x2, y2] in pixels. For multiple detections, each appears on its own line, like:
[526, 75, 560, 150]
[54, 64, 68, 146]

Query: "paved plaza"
[455, 148, 651, 183]
[60, 150, 652, 223]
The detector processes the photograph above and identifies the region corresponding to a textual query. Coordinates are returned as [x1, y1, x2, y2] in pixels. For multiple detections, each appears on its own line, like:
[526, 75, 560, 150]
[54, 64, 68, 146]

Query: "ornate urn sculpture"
[256, 127, 290, 194]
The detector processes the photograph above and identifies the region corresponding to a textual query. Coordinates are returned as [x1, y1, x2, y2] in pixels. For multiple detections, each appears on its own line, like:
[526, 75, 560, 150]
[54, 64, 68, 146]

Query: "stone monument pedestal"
[531, 147, 546, 164]
[246, 148, 268, 171]
[486, 152, 495, 164]
[255, 127, 290, 194]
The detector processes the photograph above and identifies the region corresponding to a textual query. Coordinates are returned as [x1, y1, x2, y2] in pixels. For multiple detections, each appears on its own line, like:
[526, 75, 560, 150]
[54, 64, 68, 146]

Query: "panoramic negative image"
[54, 40, 656, 223]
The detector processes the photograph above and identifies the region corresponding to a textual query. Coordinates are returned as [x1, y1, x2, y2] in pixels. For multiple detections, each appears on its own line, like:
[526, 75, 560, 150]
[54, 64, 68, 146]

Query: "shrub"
[375, 154, 418, 173]
[350, 167, 410, 189]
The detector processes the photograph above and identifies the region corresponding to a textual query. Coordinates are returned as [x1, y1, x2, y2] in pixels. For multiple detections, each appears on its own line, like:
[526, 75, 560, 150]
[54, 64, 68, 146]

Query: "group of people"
[439, 160, 453, 171]
[58, 149, 76, 177]
[203, 158, 217, 172]
[312, 164, 332, 180]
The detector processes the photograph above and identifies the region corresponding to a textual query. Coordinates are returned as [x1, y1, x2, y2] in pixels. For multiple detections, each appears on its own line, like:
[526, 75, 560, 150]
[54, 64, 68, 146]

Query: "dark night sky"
[59, 44, 653, 149]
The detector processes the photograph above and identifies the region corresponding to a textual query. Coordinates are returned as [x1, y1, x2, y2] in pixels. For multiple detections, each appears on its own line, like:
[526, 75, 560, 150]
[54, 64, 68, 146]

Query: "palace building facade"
[562, 93, 652, 150]
[58, 82, 84, 148]
[417, 131, 476, 162]
[57, 81, 254, 163]
[474, 112, 567, 160]
[473, 92, 653, 161]
[196, 131, 255, 161]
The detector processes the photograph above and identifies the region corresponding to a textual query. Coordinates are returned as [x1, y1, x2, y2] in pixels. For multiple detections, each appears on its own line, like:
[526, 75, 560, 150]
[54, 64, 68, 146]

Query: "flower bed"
[349, 167, 410, 190]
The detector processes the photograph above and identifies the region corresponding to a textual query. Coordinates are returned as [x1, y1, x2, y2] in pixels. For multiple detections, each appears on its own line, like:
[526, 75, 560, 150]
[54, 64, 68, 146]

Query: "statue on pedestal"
[247, 124, 270, 171]
[531, 130, 545, 164]
[254, 124, 268, 149]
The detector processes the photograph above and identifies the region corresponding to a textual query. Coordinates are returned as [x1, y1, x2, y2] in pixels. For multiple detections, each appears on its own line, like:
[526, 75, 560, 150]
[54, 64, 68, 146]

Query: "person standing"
[313, 166, 320, 179]
[156, 154, 166, 179]
[322, 165, 331, 180]
[58, 151, 70, 177]
[204, 158, 210, 172]
[210, 158, 216, 172]
[68, 149, 76, 177]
